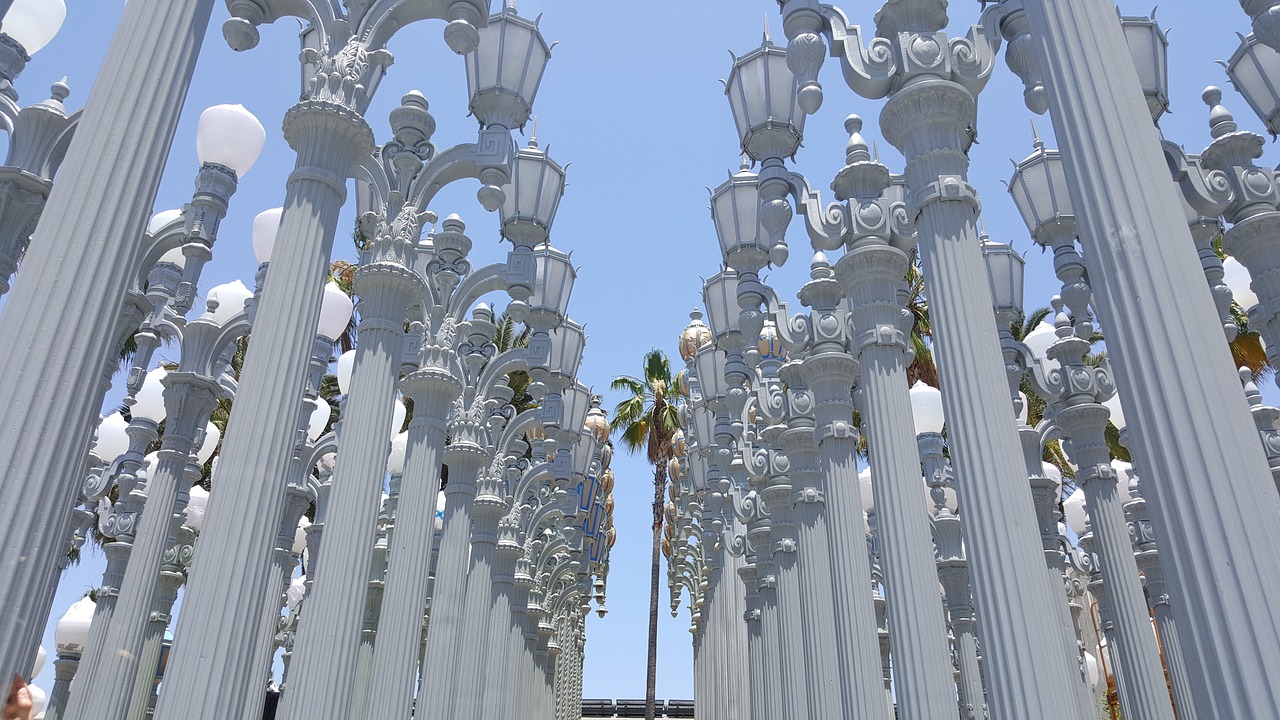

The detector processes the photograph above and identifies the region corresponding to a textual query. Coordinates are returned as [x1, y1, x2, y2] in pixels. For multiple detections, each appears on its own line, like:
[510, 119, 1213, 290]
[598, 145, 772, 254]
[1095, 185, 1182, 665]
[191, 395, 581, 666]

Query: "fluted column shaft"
[1124, 486, 1194, 718]
[777, 423, 841, 719]
[70, 378, 219, 720]
[244, 485, 310, 720]
[347, 538, 387, 718]
[418, 446, 487, 715]
[125, 525, 193, 720]
[937, 552, 984, 720]
[366, 373, 458, 719]
[453, 511, 499, 718]
[1019, 425, 1096, 720]
[844, 245, 957, 719]
[282, 265, 419, 718]
[718, 537, 751, 720]
[75, 419, 156, 688]
[0, 0, 214, 677]
[158, 102, 374, 719]
[739, 562, 765, 720]
[481, 544, 519, 720]
[881, 78, 1083, 720]
[1059, 406, 1174, 720]
[1022, 1, 1280, 715]
[45, 653, 80, 720]
[758, 470, 809, 720]
[804, 360, 891, 720]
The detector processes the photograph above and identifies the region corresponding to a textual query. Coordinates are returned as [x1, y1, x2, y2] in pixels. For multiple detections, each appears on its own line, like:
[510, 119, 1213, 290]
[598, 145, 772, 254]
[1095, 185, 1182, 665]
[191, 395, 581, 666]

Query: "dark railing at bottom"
[581, 699, 695, 718]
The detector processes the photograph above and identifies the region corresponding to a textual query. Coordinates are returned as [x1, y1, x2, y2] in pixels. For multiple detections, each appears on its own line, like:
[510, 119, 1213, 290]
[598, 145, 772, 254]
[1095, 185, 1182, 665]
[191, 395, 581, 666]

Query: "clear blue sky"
[15, 0, 1261, 704]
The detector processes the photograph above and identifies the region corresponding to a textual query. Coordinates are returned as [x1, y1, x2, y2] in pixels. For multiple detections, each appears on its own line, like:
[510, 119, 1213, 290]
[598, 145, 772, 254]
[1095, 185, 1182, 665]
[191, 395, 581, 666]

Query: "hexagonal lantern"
[465, 5, 552, 131]
[724, 36, 805, 161]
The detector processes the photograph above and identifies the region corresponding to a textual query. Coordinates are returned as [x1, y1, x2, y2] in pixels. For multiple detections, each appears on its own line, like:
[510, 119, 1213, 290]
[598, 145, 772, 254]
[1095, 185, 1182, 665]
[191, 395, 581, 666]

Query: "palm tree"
[905, 260, 939, 388]
[610, 349, 681, 720]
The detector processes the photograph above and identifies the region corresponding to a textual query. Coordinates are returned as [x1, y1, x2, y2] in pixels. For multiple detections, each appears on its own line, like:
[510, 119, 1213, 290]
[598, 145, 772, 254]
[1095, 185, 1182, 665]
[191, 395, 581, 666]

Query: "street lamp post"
[160, 3, 497, 715]
[1008, 1, 1280, 714]
[0, 0, 219, 679]
[776, 2, 1087, 713]
[1008, 138, 1176, 720]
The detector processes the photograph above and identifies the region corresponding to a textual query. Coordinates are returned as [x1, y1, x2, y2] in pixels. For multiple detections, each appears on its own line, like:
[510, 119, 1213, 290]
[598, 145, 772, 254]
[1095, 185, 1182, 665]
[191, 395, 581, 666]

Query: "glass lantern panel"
[693, 346, 728, 399]
[548, 320, 586, 377]
[765, 50, 801, 128]
[702, 270, 739, 337]
[1122, 21, 1159, 94]
[1229, 35, 1280, 133]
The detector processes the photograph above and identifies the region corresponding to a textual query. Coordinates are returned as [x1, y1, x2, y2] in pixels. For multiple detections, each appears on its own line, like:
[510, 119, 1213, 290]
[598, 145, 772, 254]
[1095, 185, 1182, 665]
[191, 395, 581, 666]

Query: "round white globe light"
[2, 0, 66, 55]
[307, 397, 331, 442]
[206, 280, 253, 327]
[54, 596, 95, 655]
[388, 431, 408, 475]
[196, 422, 221, 465]
[908, 381, 945, 435]
[335, 350, 357, 395]
[94, 413, 131, 462]
[132, 368, 169, 423]
[195, 104, 267, 177]
[1064, 487, 1089, 535]
[859, 466, 874, 512]
[147, 209, 183, 236]
[316, 282, 354, 342]
[252, 207, 283, 265]
[185, 485, 209, 533]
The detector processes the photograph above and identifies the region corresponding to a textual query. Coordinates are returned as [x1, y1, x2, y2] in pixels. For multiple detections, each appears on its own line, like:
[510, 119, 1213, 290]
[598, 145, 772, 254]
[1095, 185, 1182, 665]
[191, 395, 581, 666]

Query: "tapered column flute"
[877, 43, 1083, 720]
[157, 87, 374, 720]
[0, 0, 215, 677]
[280, 221, 425, 719]
[832, 121, 956, 719]
[1014, 0, 1280, 715]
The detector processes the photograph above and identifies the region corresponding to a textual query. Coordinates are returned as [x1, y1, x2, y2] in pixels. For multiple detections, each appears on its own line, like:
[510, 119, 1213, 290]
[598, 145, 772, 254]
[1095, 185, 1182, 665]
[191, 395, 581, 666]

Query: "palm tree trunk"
[646, 463, 668, 720]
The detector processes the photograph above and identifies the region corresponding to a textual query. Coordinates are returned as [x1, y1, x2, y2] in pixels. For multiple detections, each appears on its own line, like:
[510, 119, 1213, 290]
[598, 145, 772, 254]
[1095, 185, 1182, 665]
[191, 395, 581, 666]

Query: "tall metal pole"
[1019, 0, 1280, 715]
[0, 0, 214, 679]
[157, 83, 376, 720]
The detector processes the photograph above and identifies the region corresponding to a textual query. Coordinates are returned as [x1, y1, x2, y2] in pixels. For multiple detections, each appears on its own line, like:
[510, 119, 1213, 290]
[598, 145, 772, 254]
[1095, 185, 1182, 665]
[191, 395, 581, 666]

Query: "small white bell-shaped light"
[1023, 321, 1060, 372]
[195, 422, 221, 465]
[30, 644, 46, 678]
[252, 207, 283, 265]
[55, 596, 95, 655]
[1111, 460, 1134, 504]
[286, 574, 307, 610]
[389, 399, 407, 440]
[1064, 487, 1088, 535]
[206, 280, 253, 327]
[858, 466, 874, 512]
[133, 368, 170, 423]
[724, 35, 805, 161]
[195, 104, 266, 177]
[147, 209, 183, 236]
[702, 269, 740, 338]
[388, 431, 408, 475]
[909, 381, 945, 436]
[2, 0, 66, 55]
[94, 413, 131, 462]
[307, 397, 331, 441]
[316, 282, 353, 342]
[336, 350, 357, 395]
[1041, 461, 1064, 493]
[465, 6, 552, 130]
[292, 517, 310, 555]
[1227, 32, 1280, 137]
[1103, 393, 1127, 432]
[500, 139, 567, 247]
[1222, 257, 1260, 311]
[185, 485, 209, 533]
[710, 165, 763, 264]
[435, 490, 447, 533]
